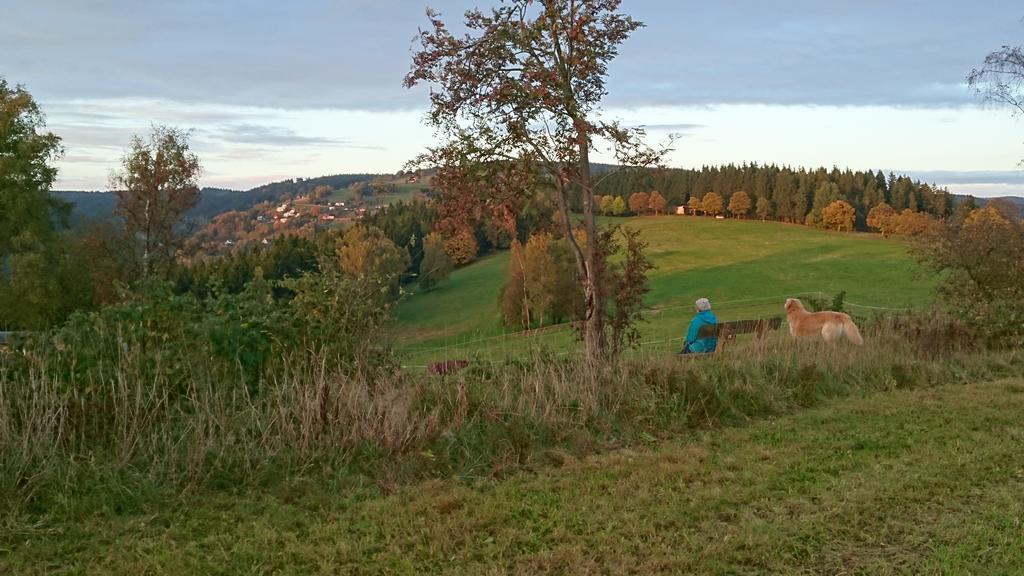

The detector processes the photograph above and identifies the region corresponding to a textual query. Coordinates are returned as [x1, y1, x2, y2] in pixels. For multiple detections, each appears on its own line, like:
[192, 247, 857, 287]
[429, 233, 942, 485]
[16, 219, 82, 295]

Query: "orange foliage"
[443, 227, 479, 265]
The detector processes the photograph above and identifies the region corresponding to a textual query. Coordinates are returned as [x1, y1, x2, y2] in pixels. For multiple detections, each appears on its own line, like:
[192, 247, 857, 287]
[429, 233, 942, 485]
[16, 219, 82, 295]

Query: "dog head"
[784, 298, 804, 314]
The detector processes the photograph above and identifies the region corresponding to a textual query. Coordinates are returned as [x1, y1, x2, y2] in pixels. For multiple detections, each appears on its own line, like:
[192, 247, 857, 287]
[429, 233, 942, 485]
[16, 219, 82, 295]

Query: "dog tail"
[842, 315, 864, 346]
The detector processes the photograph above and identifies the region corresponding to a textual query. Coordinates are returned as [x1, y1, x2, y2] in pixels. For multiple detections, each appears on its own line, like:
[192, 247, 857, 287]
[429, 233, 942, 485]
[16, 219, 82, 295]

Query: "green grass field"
[327, 180, 426, 206]
[8, 378, 1021, 574]
[394, 216, 933, 365]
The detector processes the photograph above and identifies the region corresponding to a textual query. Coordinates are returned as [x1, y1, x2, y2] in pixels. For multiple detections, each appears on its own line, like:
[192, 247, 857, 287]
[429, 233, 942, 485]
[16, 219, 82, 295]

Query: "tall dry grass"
[1, 311, 1020, 516]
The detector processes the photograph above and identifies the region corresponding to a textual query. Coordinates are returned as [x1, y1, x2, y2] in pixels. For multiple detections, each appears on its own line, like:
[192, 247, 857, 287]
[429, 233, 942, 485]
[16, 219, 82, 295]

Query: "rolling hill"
[393, 216, 935, 364]
[55, 173, 384, 225]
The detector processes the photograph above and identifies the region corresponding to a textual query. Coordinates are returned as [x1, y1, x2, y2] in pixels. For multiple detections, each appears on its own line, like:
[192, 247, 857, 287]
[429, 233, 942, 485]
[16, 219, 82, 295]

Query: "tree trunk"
[576, 120, 605, 360]
[142, 198, 151, 282]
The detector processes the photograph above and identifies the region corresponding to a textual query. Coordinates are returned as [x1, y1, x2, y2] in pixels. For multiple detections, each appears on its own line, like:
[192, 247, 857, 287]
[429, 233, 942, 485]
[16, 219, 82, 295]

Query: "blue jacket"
[684, 310, 718, 353]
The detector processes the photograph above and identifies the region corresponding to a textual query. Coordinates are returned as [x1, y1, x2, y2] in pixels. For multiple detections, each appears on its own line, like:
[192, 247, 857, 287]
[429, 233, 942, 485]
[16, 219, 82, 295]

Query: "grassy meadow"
[7, 376, 1022, 574]
[394, 216, 932, 365]
[9, 214, 1022, 576]
[327, 179, 427, 206]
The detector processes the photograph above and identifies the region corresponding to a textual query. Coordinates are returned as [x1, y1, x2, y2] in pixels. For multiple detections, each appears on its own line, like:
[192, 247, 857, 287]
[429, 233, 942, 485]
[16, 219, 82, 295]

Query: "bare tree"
[968, 44, 1024, 116]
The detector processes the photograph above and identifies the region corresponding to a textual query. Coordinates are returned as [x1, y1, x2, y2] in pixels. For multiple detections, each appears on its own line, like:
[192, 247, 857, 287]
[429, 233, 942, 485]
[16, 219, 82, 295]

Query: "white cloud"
[48, 98, 432, 190]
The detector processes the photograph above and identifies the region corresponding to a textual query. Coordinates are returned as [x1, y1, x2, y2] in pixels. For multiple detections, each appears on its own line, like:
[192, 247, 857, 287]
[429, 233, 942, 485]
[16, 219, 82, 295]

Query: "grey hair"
[695, 298, 711, 311]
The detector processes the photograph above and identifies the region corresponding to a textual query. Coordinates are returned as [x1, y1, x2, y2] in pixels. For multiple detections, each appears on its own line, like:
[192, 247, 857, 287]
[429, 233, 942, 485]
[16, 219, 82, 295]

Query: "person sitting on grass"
[680, 297, 718, 354]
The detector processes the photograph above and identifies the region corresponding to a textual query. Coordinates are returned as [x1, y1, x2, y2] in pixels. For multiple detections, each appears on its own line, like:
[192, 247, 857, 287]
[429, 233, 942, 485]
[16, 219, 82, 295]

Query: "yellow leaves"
[965, 206, 1013, 229]
[727, 191, 751, 217]
[701, 192, 724, 216]
[442, 227, 479, 266]
[821, 200, 855, 232]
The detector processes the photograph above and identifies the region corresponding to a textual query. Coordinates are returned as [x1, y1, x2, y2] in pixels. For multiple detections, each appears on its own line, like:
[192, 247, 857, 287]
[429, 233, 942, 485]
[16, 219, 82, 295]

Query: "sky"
[2, 0, 1023, 197]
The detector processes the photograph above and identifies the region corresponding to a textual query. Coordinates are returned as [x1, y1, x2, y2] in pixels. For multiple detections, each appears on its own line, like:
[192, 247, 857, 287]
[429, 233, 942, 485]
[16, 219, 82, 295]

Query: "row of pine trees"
[594, 164, 954, 229]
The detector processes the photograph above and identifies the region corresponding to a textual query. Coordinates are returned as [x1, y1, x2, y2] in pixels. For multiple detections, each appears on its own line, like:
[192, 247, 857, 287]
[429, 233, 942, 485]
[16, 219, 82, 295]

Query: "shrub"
[916, 206, 1024, 347]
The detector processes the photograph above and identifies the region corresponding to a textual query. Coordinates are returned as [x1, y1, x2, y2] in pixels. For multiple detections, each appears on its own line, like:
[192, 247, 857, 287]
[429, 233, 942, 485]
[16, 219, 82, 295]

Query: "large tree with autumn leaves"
[405, 0, 664, 359]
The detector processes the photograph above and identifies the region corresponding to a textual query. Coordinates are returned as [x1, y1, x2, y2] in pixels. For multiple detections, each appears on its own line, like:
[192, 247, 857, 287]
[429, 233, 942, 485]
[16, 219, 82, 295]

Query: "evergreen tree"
[756, 195, 773, 221]
[774, 169, 797, 222]
[810, 182, 841, 226]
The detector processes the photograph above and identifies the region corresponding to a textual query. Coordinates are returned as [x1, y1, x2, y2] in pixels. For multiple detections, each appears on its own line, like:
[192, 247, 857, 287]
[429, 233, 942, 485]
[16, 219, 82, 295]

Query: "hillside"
[55, 173, 386, 225]
[954, 193, 1024, 211]
[185, 173, 436, 257]
[394, 216, 934, 364]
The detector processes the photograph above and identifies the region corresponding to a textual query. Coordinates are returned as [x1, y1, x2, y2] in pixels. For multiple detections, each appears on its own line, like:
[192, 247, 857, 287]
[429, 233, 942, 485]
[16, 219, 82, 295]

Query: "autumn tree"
[500, 233, 580, 328]
[687, 196, 702, 215]
[628, 191, 649, 215]
[648, 190, 667, 215]
[867, 202, 898, 235]
[987, 197, 1022, 222]
[728, 190, 752, 218]
[702, 192, 724, 216]
[523, 232, 558, 326]
[599, 195, 615, 215]
[336, 225, 409, 297]
[611, 196, 627, 216]
[500, 240, 529, 327]
[406, 0, 665, 359]
[443, 227, 479, 265]
[918, 206, 1024, 346]
[111, 126, 202, 280]
[418, 231, 454, 290]
[893, 209, 938, 237]
[311, 184, 332, 202]
[821, 200, 856, 232]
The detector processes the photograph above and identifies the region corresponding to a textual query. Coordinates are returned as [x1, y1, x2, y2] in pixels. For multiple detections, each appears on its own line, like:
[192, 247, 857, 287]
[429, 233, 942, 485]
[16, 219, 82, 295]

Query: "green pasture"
[10, 378, 1021, 574]
[327, 181, 424, 206]
[393, 216, 933, 365]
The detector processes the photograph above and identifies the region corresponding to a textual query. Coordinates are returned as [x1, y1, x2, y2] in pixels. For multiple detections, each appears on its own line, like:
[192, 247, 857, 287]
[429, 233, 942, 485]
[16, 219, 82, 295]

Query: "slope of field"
[8, 378, 1022, 574]
[394, 216, 933, 363]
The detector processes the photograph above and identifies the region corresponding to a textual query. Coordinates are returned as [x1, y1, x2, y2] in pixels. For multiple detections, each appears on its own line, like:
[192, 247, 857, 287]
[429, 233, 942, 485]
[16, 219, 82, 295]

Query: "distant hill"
[953, 194, 1024, 211]
[55, 173, 381, 225]
[55, 191, 118, 222]
[988, 196, 1024, 209]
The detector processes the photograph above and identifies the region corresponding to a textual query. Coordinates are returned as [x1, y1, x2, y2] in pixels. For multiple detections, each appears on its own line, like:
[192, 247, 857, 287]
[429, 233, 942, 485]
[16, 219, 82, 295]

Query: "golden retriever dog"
[784, 298, 863, 345]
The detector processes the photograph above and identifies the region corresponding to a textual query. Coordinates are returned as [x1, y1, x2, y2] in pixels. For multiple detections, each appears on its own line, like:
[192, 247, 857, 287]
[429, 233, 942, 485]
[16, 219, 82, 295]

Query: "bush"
[916, 206, 1024, 347]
